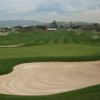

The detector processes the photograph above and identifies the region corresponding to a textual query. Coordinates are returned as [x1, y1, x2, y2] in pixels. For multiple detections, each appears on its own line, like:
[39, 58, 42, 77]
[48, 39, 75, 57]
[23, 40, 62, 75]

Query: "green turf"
[0, 31, 100, 46]
[0, 31, 100, 100]
[0, 44, 100, 59]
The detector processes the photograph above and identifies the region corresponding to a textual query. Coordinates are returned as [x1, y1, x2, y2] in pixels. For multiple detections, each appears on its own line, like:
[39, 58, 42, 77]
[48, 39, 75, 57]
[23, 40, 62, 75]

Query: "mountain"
[0, 20, 45, 27]
[0, 20, 98, 27]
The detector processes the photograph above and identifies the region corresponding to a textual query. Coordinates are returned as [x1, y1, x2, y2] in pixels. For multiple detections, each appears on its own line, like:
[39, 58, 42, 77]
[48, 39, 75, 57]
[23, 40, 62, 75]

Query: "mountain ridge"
[0, 20, 45, 27]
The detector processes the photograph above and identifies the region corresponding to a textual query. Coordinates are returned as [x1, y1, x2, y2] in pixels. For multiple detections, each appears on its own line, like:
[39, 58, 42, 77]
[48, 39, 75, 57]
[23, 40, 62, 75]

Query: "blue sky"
[0, 0, 100, 22]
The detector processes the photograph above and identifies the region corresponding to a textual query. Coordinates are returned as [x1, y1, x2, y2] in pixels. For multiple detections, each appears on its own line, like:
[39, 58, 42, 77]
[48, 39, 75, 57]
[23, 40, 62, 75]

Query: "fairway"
[0, 31, 100, 100]
[0, 31, 100, 46]
[0, 44, 100, 59]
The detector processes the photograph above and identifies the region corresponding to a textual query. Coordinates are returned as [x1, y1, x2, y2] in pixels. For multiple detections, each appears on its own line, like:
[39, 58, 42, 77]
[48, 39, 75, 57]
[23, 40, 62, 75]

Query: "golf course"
[0, 31, 100, 100]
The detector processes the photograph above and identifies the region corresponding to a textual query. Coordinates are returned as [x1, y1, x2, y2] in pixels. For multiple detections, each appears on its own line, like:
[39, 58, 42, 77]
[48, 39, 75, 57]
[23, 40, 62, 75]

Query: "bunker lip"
[0, 61, 100, 96]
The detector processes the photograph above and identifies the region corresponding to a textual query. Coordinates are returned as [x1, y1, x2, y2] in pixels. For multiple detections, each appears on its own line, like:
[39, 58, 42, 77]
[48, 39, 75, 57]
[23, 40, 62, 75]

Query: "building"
[47, 28, 57, 31]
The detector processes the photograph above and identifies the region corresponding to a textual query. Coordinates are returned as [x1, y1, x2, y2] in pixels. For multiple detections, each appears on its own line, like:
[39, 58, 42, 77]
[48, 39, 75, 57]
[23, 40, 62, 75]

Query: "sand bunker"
[0, 61, 100, 96]
[0, 32, 9, 36]
[0, 44, 23, 48]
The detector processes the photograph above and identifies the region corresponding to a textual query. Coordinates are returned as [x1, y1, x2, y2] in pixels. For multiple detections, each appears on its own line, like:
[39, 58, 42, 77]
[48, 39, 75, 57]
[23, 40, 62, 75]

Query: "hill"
[0, 20, 44, 27]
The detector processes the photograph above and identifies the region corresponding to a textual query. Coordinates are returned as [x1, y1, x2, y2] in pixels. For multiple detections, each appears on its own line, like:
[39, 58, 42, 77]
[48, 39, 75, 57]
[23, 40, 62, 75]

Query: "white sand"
[0, 61, 100, 96]
[0, 32, 9, 36]
[0, 44, 23, 48]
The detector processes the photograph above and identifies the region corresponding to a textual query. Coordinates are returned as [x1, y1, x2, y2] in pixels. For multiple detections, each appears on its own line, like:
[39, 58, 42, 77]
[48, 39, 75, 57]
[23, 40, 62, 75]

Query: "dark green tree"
[51, 20, 58, 28]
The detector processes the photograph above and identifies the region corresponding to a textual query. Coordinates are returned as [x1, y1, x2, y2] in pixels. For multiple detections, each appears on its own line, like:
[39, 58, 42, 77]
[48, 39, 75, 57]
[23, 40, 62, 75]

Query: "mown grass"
[0, 31, 100, 100]
[0, 31, 100, 46]
[0, 44, 100, 59]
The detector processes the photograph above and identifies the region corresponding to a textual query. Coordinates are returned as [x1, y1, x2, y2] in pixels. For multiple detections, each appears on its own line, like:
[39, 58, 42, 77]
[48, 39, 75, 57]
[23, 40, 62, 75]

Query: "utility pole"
[70, 21, 73, 29]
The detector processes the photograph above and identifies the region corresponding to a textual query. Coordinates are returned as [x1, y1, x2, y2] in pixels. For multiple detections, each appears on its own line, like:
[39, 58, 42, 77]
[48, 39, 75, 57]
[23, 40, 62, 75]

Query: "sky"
[0, 0, 100, 22]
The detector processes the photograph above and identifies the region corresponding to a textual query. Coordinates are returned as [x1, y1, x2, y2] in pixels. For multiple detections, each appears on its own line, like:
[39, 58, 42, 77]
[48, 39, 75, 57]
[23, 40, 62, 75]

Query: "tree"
[93, 23, 100, 32]
[36, 25, 46, 30]
[50, 20, 58, 28]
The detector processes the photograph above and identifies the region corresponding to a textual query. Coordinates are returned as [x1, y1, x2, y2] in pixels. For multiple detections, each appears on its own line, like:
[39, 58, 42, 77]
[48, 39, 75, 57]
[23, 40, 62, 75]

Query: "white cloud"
[0, 0, 100, 22]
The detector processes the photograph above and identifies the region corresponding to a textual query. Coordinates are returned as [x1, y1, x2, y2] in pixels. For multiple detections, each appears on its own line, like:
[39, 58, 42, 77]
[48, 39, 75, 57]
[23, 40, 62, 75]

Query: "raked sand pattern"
[0, 61, 100, 96]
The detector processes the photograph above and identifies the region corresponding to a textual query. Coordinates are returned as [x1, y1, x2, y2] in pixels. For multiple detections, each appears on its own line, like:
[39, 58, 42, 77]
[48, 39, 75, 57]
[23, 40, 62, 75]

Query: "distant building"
[46, 20, 58, 31]
[47, 28, 57, 31]
[80, 23, 100, 32]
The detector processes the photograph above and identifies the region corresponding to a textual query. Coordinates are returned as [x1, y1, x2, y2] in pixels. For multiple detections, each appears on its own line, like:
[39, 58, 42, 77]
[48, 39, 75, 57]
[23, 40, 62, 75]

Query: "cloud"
[0, 0, 100, 22]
